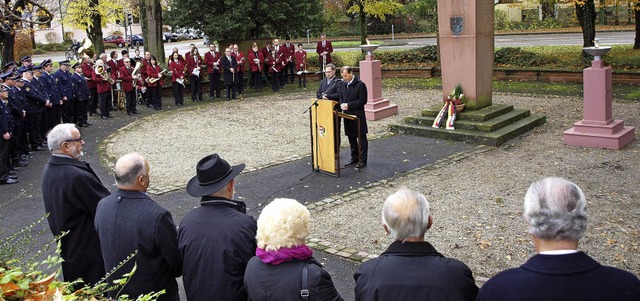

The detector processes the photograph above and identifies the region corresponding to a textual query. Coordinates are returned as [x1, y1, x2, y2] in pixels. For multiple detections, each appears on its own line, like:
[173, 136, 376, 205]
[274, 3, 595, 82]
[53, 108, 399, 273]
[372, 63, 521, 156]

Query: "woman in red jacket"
[146, 55, 164, 110]
[186, 48, 203, 102]
[266, 49, 282, 92]
[169, 52, 186, 106]
[248, 42, 264, 93]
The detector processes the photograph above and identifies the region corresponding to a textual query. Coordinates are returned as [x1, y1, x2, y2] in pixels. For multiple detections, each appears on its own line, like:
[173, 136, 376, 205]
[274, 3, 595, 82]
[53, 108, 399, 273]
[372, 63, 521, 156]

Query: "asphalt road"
[32, 31, 634, 63]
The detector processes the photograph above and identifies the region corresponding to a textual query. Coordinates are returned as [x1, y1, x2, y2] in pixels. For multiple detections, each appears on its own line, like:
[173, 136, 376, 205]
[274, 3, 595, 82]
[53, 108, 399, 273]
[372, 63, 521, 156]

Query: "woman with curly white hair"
[244, 198, 343, 301]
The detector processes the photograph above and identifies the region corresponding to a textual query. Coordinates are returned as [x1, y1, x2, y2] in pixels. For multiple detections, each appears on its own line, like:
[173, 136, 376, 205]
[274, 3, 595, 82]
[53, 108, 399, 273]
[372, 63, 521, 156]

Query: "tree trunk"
[87, 0, 105, 56]
[576, 1, 596, 47]
[142, 0, 165, 64]
[359, 3, 367, 46]
[634, 4, 640, 49]
[2, 32, 16, 64]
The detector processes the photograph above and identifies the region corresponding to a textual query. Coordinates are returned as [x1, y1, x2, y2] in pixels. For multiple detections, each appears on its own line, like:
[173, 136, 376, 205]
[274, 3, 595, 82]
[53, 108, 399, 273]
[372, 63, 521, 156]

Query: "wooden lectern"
[309, 99, 361, 177]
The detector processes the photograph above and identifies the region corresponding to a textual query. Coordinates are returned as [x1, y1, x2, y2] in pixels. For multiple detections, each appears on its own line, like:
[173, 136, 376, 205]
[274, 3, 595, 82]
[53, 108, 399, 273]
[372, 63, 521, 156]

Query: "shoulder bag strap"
[300, 261, 310, 301]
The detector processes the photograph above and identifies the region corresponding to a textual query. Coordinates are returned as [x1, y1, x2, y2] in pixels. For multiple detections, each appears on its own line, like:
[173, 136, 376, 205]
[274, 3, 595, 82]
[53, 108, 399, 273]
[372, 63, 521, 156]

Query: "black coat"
[41, 155, 110, 286]
[477, 251, 640, 301]
[178, 197, 257, 301]
[0, 99, 11, 135]
[41, 72, 62, 105]
[339, 76, 368, 137]
[244, 256, 343, 301]
[54, 69, 75, 100]
[315, 77, 342, 101]
[221, 55, 239, 85]
[95, 189, 183, 301]
[354, 241, 478, 301]
[22, 80, 46, 114]
[72, 72, 90, 101]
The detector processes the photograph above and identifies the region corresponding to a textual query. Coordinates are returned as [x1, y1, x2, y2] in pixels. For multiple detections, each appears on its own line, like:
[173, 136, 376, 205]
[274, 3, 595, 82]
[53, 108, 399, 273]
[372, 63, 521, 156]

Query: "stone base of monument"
[563, 120, 635, 150]
[365, 97, 398, 121]
[389, 104, 546, 147]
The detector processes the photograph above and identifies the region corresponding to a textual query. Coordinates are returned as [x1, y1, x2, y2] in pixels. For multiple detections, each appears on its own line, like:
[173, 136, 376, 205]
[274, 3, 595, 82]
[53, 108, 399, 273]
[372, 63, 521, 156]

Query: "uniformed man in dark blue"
[3, 61, 16, 74]
[21, 67, 49, 151]
[11, 74, 32, 160]
[0, 86, 17, 184]
[54, 60, 75, 123]
[71, 62, 91, 127]
[2, 72, 28, 168]
[41, 59, 62, 130]
[20, 56, 32, 69]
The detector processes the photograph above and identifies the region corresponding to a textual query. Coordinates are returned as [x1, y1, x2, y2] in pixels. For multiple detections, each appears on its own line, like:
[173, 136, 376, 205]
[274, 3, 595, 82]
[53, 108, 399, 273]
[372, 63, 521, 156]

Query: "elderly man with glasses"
[41, 123, 110, 289]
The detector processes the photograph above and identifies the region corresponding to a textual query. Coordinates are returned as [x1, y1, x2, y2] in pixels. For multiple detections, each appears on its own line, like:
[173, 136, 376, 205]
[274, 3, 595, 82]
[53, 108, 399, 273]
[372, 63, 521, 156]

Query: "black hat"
[3, 61, 16, 69]
[10, 72, 20, 80]
[0, 86, 9, 93]
[58, 59, 70, 65]
[71, 62, 80, 69]
[41, 59, 52, 66]
[186, 154, 245, 197]
[17, 67, 29, 73]
[20, 56, 31, 62]
[32, 64, 43, 71]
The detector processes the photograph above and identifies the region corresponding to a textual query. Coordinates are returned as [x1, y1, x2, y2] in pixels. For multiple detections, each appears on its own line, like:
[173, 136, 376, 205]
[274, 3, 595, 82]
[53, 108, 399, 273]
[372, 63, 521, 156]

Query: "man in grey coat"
[95, 153, 182, 301]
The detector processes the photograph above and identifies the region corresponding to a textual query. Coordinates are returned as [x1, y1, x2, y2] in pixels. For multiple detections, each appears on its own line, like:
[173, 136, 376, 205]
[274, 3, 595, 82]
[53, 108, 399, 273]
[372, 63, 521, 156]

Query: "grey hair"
[325, 63, 336, 71]
[46, 123, 77, 152]
[524, 177, 588, 241]
[382, 188, 431, 241]
[114, 153, 147, 186]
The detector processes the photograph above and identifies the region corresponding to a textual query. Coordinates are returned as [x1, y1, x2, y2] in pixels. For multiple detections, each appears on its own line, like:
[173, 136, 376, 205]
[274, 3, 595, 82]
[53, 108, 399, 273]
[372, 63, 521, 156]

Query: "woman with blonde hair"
[244, 198, 343, 301]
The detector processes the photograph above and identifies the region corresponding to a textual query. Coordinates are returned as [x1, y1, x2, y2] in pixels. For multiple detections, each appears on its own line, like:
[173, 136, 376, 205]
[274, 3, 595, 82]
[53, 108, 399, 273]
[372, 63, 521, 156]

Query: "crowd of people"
[0, 34, 336, 185]
[39, 122, 640, 301]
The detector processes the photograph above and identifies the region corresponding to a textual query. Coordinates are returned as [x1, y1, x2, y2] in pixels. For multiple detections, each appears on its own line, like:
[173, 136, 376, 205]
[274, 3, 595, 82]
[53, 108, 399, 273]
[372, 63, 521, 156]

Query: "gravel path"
[108, 86, 639, 279]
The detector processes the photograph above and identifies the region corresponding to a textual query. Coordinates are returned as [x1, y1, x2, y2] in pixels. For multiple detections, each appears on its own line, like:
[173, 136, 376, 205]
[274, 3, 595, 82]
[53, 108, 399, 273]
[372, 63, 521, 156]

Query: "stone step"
[406, 109, 531, 132]
[389, 114, 546, 146]
[422, 104, 515, 122]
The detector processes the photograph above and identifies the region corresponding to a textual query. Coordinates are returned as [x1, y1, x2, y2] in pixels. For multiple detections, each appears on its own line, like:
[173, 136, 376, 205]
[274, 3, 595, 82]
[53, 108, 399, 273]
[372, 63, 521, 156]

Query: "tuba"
[77, 38, 93, 55]
[95, 62, 115, 84]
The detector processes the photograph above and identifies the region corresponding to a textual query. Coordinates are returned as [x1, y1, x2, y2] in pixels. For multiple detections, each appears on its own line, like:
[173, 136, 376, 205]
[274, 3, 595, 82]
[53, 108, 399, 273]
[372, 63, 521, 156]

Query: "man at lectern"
[315, 63, 341, 101]
[339, 66, 368, 168]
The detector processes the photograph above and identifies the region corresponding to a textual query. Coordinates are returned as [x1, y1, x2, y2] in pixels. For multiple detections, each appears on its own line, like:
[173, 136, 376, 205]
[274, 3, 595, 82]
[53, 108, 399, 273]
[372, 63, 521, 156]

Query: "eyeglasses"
[65, 137, 83, 143]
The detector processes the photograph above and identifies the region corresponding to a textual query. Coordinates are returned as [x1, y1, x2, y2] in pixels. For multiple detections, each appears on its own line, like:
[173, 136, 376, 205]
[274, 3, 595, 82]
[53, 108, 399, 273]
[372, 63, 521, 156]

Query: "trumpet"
[147, 69, 167, 84]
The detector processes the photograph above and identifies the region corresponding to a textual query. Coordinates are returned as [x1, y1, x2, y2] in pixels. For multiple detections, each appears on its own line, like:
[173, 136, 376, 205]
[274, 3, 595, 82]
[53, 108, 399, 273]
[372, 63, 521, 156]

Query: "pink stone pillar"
[563, 60, 635, 149]
[360, 53, 398, 121]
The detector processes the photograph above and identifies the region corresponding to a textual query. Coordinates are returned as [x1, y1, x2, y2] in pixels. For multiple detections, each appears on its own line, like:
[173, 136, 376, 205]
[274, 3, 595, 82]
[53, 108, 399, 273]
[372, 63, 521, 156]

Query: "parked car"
[163, 32, 178, 42]
[174, 28, 204, 40]
[127, 35, 144, 47]
[103, 35, 126, 48]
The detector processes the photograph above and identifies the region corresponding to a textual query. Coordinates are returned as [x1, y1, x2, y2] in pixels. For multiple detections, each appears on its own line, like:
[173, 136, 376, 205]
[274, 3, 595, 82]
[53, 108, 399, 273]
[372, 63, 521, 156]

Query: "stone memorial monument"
[563, 46, 635, 149]
[360, 44, 398, 120]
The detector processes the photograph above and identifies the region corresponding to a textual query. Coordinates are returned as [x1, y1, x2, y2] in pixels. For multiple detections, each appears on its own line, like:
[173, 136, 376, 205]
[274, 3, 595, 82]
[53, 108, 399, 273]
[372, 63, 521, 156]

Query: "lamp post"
[58, 0, 65, 41]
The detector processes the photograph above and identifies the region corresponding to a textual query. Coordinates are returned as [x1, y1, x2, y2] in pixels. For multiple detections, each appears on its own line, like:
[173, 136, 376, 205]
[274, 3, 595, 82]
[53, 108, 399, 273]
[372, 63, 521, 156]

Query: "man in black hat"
[3, 61, 16, 73]
[54, 60, 75, 123]
[178, 154, 257, 301]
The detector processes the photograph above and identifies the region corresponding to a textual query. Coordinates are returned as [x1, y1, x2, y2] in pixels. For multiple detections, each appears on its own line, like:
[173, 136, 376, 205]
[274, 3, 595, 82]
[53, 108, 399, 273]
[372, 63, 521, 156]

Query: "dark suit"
[7, 86, 28, 156]
[221, 55, 238, 100]
[71, 72, 89, 124]
[340, 76, 368, 165]
[22, 79, 46, 148]
[354, 241, 478, 301]
[0, 99, 12, 181]
[40, 72, 62, 129]
[54, 69, 74, 122]
[178, 196, 257, 301]
[477, 251, 640, 301]
[95, 189, 183, 301]
[42, 155, 110, 288]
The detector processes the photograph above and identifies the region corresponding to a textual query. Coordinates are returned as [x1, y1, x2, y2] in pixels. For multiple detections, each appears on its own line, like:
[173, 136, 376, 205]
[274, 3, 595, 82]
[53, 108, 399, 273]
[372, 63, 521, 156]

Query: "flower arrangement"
[447, 84, 466, 112]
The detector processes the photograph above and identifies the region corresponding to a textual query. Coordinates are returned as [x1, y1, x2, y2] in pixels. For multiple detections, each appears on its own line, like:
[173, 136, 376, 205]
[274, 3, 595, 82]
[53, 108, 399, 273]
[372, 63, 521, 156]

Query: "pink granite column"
[360, 54, 398, 120]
